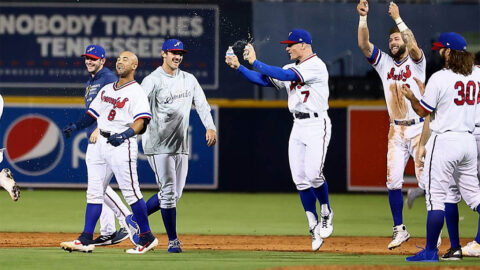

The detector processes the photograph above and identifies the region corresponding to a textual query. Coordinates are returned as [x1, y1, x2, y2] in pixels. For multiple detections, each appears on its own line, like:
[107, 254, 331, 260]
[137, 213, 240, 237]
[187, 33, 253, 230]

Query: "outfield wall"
[0, 97, 416, 193]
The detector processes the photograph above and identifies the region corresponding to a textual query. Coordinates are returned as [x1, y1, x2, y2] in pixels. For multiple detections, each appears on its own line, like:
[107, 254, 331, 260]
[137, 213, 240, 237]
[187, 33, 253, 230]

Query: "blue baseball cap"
[280, 29, 312, 45]
[162, 39, 188, 53]
[432, 32, 467, 51]
[82, 45, 106, 59]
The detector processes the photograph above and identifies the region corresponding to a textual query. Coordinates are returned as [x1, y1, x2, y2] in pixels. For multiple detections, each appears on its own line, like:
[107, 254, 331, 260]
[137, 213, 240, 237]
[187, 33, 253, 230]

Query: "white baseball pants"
[146, 153, 188, 209]
[424, 132, 480, 211]
[289, 113, 331, 191]
[99, 186, 132, 235]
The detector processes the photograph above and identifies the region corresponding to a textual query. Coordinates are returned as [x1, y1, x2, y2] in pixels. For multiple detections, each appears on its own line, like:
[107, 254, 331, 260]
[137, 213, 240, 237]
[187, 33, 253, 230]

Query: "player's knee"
[86, 192, 104, 204]
[386, 179, 402, 190]
[295, 182, 311, 191]
[427, 200, 446, 211]
[160, 196, 177, 209]
[123, 194, 142, 205]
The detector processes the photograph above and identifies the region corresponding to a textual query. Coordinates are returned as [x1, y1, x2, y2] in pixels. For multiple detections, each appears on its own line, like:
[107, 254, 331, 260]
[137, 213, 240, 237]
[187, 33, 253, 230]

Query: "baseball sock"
[83, 203, 102, 235]
[426, 210, 444, 251]
[444, 203, 460, 249]
[299, 189, 318, 229]
[146, 194, 161, 216]
[312, 182, 331, 212]
[161, 208, 177, 241]
[130, 199, 151, 234]
[476, 206, 480, 244]
[388, 189, 403, 226]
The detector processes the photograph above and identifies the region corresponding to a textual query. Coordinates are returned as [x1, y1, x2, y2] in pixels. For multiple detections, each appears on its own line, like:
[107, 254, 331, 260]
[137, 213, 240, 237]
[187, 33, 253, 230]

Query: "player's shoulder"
[98, 67, 117, 82]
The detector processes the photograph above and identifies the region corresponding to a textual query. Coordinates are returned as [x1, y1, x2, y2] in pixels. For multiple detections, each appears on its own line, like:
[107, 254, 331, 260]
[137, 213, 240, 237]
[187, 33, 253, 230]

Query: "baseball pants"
[86, 136, 143, 206]
[99, 186, 132, 235]
[289, 113, 331, 191]
[146, 153, 188, 209]
[386, 124, 424, 190]
[424, 132, 480, 211]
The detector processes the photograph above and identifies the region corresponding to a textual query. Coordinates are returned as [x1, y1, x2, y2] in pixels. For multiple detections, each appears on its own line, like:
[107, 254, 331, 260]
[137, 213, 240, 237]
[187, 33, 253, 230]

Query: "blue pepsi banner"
[0, 104, 218, 189]
[0, 3, 219, 89]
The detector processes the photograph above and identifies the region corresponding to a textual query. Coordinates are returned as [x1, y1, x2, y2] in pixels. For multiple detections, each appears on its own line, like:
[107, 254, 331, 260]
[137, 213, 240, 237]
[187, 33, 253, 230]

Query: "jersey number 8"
[108, 109, 116, 121]
[454, 81, 480, 106]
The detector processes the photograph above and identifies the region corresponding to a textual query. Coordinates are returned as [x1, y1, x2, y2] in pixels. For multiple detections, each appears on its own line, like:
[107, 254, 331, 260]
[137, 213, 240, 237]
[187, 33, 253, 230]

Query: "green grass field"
[1, 190, 479, 269]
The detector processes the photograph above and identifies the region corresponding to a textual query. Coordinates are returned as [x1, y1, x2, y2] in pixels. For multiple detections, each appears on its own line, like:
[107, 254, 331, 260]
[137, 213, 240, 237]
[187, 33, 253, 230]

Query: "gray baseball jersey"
[141, 66, 216, 154]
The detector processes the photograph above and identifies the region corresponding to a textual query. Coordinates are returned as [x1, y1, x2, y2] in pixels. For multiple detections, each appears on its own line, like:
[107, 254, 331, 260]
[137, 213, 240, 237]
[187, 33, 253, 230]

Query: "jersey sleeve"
[289, 60, 326, 84]
[140, 75, 155, 96]
[420, 74, 440, 113]
[130, 86, 152, 122]
[410, 50, 426, 82]
[267, 76, 286, 91]
[192, 76, 216, 131]
[366, 45, 387, 72]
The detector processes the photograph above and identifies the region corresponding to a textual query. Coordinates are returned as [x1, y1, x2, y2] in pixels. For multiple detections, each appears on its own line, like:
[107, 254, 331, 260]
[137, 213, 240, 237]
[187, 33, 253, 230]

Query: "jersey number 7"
[301, 91, 310, 103]
[453, 81, 480, 106]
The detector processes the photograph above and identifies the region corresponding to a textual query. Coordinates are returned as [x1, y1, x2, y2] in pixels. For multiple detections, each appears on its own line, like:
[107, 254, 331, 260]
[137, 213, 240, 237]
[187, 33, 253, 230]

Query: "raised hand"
[357, 0, 369, 16]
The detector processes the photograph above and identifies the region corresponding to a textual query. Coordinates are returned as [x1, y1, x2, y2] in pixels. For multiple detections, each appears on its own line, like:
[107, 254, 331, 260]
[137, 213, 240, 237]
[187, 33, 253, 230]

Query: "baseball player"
[80, 44, 139, 247]
[139, 39, 217, 253]
[357, 0, 427, 249]
[225, 29, 333, 251]
[0, 94, 20, 201]
[60, 51, 157, 254]
[401, 32, 480, 262]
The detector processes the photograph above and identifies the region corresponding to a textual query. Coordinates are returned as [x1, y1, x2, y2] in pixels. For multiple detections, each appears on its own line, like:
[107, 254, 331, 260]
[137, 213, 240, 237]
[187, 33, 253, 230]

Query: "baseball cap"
[280, 29, 312, 45]
[162, 39, 188, 53]
[432, 32, 467, 51]
[81, 45, 106, 59]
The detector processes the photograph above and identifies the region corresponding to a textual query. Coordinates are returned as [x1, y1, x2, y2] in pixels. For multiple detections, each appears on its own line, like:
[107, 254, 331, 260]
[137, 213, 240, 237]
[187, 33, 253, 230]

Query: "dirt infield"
[0, 232, 473, 255]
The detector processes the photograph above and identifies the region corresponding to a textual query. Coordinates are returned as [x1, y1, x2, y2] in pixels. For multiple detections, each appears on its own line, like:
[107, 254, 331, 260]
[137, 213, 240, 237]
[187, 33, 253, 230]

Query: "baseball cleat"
[123, 214, 140, 245]
[0, 168, 20, 201]
[60, 239, 95, 253]
[406, 248, 439, 262]
[461, 240, 480, 257]
[406, 187, 424, 209]
[388, 224, 410, 250]
[441, 247, 462, 260]
[168, 238, 182, 253]
[126, 234, 158, 254]
[319, 209, 333, 238]
[93, 228, 129, 246]
[310, 225, 324, 251]
[437, 230, 442, 248]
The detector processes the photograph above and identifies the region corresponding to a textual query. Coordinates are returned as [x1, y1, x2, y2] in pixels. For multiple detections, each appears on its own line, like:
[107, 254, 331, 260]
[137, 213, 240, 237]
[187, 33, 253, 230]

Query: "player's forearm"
[237, 65, 273, 87]
[401, 29, 422, 61]
[75, 112, 96, 130]
[419, 115, 431, 147]
[409, 97, 429, 118]
[130, 118, 150, 135]
[357, 17, 373, 57]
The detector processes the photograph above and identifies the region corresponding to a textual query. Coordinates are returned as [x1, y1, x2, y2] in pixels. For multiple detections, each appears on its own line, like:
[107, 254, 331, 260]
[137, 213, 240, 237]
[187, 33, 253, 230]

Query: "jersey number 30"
[454, 81, 480, 106]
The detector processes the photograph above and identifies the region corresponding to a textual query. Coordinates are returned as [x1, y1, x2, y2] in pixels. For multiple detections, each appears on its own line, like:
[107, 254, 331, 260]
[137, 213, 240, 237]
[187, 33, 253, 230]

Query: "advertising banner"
[0, 103, 218, 189]
[0, 3, 219, 89]
[348, 107, 417, 191]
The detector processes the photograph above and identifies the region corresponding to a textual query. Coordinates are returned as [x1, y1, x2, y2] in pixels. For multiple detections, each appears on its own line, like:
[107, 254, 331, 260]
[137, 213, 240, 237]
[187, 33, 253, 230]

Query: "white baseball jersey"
[88, 80, 152, 134]
[141, 66, 216, 154]
[420, 67, 480, 134]
[369, 46, 426, 136]
[268, 54, 329, 113]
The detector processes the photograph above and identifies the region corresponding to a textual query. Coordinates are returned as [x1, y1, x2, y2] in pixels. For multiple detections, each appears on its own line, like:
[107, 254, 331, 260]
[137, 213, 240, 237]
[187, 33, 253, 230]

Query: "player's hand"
[357, 0, 369, 16]
[63, 123, 77, 138]
[243, 43, 257, 65]
[415, 145, 426, 168]
[400, 83, 415, 101]
[107, 133, 126, 147]
[388, 2, 400, 20]
[225, 55, 240, 69]
[413, 77, 425, 95]
[89, 128, 99, 144]
[206, 129, 217, 147]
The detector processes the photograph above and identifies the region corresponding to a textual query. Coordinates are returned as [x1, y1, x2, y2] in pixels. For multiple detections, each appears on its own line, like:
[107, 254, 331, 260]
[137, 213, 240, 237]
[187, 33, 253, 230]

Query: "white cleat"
[126, 237, 158, 254]
[0, 168, 20, 201]
[388, 224, 410, 250]
[461, 240, 480, 257]
[60, 240, 95, 253]
[319, 209, 334, 238]
[310, 224, 324, 251]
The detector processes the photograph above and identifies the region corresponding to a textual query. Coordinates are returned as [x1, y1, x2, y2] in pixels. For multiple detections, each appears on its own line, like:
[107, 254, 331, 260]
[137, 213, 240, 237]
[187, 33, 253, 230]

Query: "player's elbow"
[416, 106, 429, 118]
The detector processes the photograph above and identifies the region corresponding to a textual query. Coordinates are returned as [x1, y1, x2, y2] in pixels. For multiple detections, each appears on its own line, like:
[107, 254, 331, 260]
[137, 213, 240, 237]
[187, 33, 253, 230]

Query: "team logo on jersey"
[161, 90, 192, 104]
[290, 81, 305, 91]
[3, 114, 64, 176]
[387, 65, 411, 82]
[101, 91, 129, 108]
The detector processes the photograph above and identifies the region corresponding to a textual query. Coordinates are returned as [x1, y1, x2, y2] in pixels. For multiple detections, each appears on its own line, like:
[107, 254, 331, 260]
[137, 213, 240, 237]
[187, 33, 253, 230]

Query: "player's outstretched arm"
[225, 55, 273, 87]
[357, 0, 374, 58]
[388, 2, 422, 61]
[399, 77, 429, 118]
[63, 112, 96, 138]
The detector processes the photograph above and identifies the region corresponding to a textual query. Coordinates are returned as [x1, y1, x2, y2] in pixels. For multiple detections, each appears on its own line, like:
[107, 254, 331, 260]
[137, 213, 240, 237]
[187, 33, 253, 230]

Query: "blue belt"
[394, 118, 424, 126]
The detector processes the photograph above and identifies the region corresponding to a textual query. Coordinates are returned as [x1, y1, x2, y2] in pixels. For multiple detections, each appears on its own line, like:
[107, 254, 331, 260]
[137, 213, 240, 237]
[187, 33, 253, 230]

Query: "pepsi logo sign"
[4, 114, 64, 176]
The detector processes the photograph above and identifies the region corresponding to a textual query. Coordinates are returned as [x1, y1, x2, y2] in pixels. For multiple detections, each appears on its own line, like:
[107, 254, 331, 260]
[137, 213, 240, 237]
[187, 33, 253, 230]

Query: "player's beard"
[388, 44, 407, 61]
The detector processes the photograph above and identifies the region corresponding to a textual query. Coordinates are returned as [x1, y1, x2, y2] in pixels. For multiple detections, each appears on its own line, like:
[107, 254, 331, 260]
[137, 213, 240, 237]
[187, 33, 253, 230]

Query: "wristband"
[394, 17, 408, 32]
[359, 16, 367, 27]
